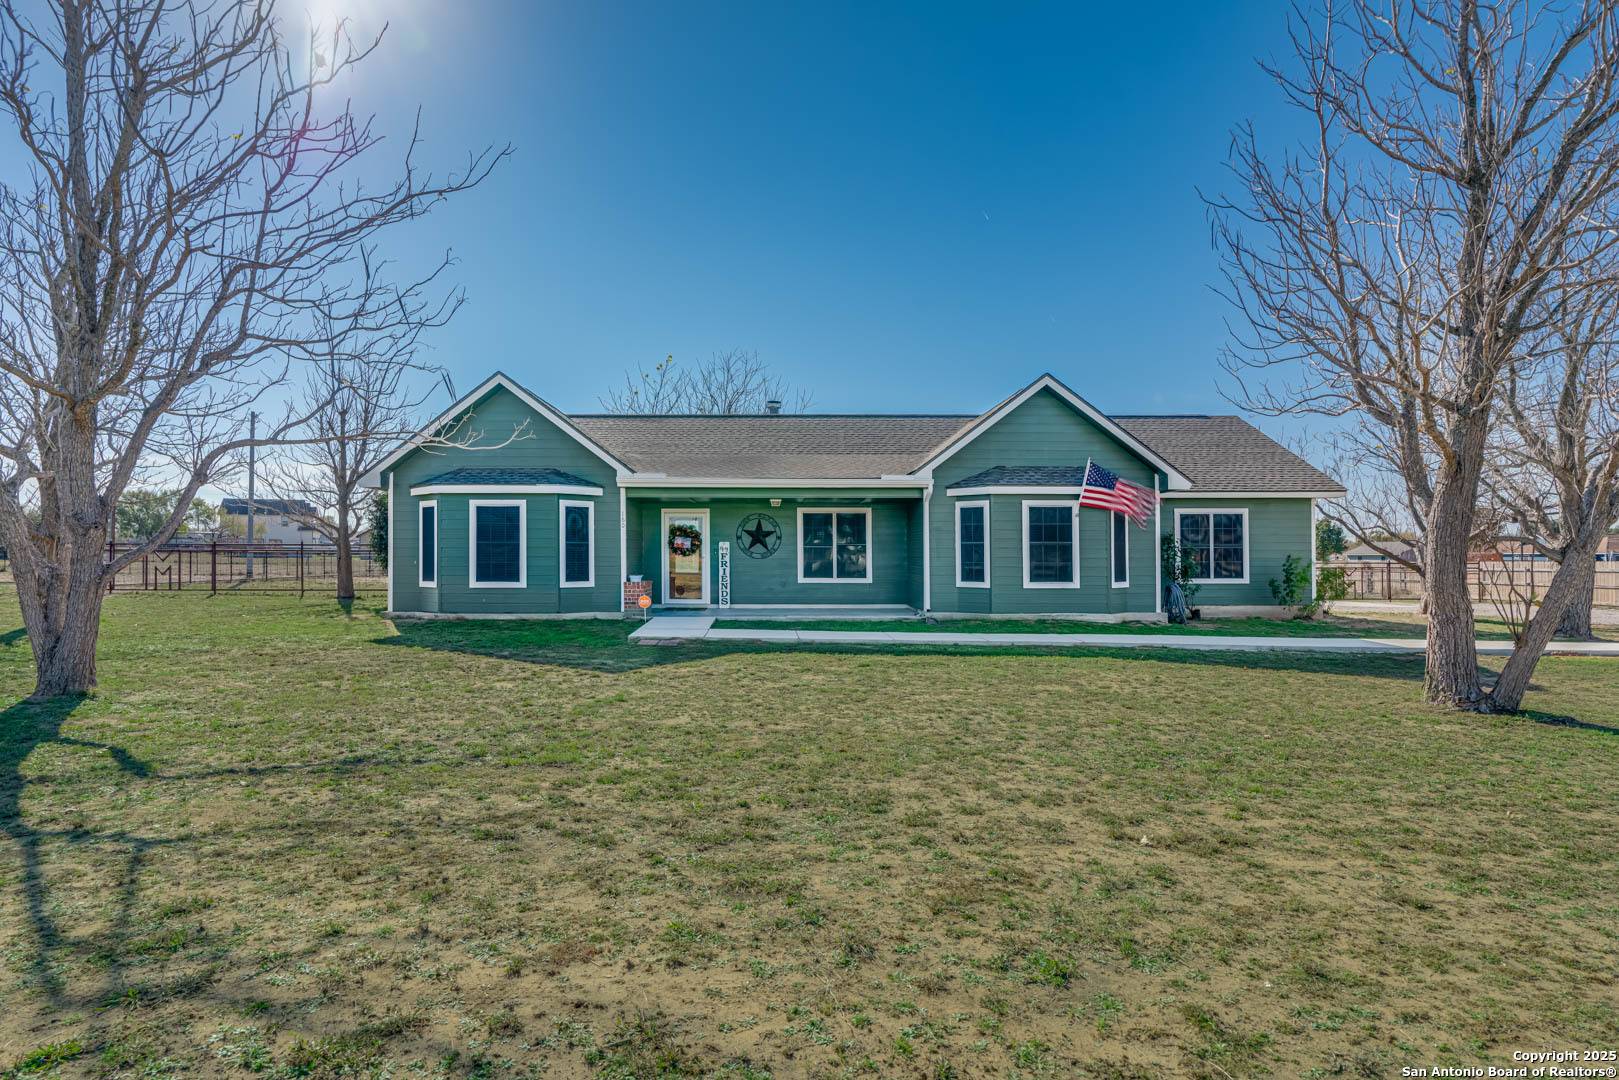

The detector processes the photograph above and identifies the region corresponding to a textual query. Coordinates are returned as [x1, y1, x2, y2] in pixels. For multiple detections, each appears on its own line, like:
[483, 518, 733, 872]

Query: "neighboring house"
[1601, 531, 1619, 563]
[1475, 535, 1619, 563]
[362, 372, 1346, 620]
[220, 498, 327, 545]
[1337, 541, 1418, 564]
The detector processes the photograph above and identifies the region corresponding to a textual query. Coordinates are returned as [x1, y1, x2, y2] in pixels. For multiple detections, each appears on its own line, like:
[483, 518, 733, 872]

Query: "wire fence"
[1326, 561, 1619, 607]
[102, 541, 385, 595]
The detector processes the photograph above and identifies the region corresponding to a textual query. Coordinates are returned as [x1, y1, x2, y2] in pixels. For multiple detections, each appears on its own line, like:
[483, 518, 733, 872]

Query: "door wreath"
[668, 522, 703, 555]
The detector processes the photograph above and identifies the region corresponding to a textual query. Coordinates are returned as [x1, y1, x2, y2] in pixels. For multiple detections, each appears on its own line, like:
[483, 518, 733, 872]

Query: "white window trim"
[1021, 500, 1081, 589]
[418, 500, 438, 588]
[1173, 507, 1250, 585]
[954, 500, 990, 588]
[796, 506, 875, 584]
[1110, 511, 1129, 589]
[469, 499, 527, 588]
[559, 499, 595, 588]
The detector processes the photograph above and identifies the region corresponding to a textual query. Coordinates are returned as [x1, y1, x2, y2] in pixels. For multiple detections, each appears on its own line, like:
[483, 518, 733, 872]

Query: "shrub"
[1269, 554, 1321, 618]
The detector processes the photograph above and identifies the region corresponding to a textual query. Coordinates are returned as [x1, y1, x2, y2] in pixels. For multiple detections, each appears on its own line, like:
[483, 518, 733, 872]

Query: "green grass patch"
[0, 590, 1615, 1076]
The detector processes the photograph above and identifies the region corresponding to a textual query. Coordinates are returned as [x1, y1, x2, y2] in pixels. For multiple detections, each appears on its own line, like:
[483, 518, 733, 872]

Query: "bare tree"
[1210, 0, 1619, 711]
[1483, 279, 1619, 656]
[0, 0, 505, 697]
[260, 327, 439, 601]
[602, 349, 812, 414]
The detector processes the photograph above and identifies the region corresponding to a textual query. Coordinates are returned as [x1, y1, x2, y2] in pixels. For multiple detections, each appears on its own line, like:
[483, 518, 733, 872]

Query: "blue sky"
[328, 0, 1314, 426]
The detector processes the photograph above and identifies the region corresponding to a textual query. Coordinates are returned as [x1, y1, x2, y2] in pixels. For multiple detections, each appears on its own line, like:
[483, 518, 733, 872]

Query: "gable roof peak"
[910, 371, 1195, 490]
[360, 370, 630, 487]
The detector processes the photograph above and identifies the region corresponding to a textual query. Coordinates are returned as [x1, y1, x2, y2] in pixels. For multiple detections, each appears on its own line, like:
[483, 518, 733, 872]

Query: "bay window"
[1022, 501, 1079, 588]
[560, 500, 594, 587]
[955, 500, 989, 587]
[470, 500, 526, 588]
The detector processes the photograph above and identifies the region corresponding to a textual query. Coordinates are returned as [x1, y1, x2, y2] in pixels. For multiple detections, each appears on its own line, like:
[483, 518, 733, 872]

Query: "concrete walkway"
[627, 616, 1619, 656]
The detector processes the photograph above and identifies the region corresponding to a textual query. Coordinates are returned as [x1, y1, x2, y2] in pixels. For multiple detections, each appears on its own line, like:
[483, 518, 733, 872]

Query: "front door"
[661, 509, 709, 606]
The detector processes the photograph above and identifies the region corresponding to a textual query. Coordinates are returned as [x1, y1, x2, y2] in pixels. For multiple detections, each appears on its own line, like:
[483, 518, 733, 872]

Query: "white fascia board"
[409, 483, 605, 497]
[617, 476, 927, 489]
[360, 371, 632, 487]
[1160, 489, 1346, 500]
[946, 485, 1084, 497]
[911, 374, 1194, 491]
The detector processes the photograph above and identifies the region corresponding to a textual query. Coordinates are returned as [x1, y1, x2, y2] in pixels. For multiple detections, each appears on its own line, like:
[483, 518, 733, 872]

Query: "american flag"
[1078, 459, 1156, 525]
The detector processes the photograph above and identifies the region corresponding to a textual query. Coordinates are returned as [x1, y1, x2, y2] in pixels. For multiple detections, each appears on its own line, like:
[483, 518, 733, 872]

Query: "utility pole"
[245, 411, 258, 579]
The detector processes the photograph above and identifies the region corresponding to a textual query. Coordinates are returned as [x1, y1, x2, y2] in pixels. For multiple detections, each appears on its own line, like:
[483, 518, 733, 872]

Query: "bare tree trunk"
[5, 399, 111, 698]
[1554, 557, 1596, 640]
[9, 524, 109, 699]
[335, 500, 355, 601]
[1488, 546, 1599, 711]
[29, 574, 105, 698]
[1423, 473, 1484, 708]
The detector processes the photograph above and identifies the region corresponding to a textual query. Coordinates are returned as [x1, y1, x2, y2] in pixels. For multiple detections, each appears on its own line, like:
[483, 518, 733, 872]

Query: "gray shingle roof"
[568, 412, 1341, 493]
[571, 414, 974, 479]
[1111, 416, 1344, 493]
[417, 467, 598, 488]
[950, 465, 1089, 488]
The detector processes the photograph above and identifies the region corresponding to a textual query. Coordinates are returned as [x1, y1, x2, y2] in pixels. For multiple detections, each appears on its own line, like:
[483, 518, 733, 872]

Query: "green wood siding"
[926, 388, 1163, 615]
[1160, 497, 1314, 608]
[631, 497, 915, 606]
[384, 385, 621, 614]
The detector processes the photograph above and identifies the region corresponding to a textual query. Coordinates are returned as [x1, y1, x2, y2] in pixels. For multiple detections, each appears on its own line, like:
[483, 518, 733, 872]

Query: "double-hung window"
[470, 499, 526, 588]
[418, 500, 438, 587]
[798, 507, 872, 583]
[1111, 511, 1129, 588]
[955, 500, 989, 587]
[560, 500, 594, 588]
[1175, 509, 1248, 583]
[1022, 501, 1079, 588]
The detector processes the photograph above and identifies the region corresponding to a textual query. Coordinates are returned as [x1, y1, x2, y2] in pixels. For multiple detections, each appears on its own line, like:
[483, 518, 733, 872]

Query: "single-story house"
[1336, 541, 1418, 564]
[362, 372, 1346, 620]
[220, 498, 327, 545]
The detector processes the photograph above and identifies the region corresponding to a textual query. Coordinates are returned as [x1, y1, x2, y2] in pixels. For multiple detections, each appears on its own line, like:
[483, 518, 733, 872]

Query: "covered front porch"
[623, 486, 926, 612]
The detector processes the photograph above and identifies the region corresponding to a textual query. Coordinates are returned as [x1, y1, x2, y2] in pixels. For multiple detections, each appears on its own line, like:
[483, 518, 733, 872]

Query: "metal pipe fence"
[103, 541, 385, 595]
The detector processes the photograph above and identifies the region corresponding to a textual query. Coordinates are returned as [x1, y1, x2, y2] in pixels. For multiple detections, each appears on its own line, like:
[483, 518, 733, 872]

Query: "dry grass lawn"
[2, 592, 1617, 1078]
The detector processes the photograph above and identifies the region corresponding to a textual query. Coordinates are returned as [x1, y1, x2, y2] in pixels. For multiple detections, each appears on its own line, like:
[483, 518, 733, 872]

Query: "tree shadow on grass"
[1515, 710, 1619, 736]
[374, 616, 1449, 683]
[0, 696, 175, 1013]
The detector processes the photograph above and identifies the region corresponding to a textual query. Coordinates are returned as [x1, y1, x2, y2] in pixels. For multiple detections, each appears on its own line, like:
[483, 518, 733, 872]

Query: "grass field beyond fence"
[2, 593, 1617, 1078]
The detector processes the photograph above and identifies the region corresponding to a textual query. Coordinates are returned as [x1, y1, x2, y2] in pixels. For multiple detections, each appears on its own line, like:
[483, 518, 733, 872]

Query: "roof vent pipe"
[764, 399, 782, 415]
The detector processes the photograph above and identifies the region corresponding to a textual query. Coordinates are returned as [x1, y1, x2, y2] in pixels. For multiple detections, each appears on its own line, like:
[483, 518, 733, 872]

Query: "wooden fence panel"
[1328, 561, 1619, 607]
